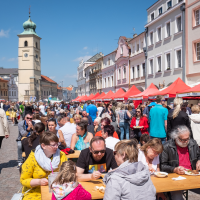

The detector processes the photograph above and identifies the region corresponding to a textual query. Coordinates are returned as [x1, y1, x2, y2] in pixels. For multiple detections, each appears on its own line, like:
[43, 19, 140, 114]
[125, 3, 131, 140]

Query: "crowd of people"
[1, 97, 200, 200]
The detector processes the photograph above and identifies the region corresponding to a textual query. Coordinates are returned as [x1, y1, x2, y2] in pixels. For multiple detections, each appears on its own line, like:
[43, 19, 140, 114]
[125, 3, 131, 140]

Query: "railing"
[117, 80, 121, 84]
[122, 78, 126, 83]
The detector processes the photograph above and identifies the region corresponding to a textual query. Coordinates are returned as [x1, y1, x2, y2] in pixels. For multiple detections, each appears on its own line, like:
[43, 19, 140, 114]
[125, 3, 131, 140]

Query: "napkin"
[172, 176, 186, 181]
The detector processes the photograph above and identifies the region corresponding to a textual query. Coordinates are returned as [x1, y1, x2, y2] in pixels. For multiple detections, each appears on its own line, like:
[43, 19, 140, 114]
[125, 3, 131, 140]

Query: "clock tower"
[18, 12, 42, 101]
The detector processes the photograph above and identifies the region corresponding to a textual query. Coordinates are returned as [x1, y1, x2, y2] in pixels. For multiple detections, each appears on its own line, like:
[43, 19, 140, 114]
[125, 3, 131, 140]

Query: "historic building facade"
[185, 0, 200, 85]
[102, 50, 116, 94]
[145, 0, 185, 89]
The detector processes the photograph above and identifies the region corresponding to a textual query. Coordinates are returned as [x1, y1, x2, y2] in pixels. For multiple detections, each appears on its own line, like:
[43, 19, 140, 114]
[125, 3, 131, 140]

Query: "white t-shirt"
[39, 105, 45, 114]
[138, 149, 159, 172]
[105, 137, 120, 151]
[33, 119, 41, 124]
[59, 122, 76, 148]
[97, 107, 103, 117]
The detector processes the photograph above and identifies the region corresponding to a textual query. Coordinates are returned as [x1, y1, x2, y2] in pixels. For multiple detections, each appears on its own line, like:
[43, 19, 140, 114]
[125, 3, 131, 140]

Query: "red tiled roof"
[41, 75, 57, 83]
[57, 84, 62, 90]
[89, 63, 96, 67]
[62, 87, 73, 91]
[0, 78, 8, 82]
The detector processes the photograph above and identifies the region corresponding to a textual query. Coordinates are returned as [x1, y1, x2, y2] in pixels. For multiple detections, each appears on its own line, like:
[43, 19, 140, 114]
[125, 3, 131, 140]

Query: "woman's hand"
[40, 178, 48, 186]
[148, 166, 155, 173]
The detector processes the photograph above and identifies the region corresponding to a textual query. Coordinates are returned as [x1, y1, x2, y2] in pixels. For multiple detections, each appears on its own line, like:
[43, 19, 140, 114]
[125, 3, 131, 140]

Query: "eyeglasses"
[161, 100, 166, 102]
[178, 137, 190, 143]
[27, 117, 33, 120]
[136, 111, 141, 113]
[92, 149, 106, 154]
[49, 143, 59, 148]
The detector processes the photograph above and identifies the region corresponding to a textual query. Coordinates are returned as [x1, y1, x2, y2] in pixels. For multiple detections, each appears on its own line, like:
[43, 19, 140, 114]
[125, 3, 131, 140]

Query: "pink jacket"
[51, 184, 91, 200]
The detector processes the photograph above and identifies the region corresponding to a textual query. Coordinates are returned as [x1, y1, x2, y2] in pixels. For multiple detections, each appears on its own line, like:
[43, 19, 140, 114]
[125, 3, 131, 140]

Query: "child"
[52, 160, 91, 200]
[140, 133, 150, 146]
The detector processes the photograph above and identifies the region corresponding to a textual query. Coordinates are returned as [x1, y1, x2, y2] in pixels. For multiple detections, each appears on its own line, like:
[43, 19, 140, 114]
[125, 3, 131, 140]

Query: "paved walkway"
[0, 120, 200, 200]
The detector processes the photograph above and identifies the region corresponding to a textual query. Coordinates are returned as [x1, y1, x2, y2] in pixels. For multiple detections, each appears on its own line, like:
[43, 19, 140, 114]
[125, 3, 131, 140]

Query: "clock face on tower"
[24, 53, 28, 58]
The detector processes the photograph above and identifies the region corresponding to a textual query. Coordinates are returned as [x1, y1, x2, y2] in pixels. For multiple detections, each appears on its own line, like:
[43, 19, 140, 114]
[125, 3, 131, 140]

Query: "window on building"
[123, 67, 126, 79]
[177, 50, 182, 68]
[166, 22, 170, 37]
[24, 41, 28, 47]
[195, 9, 200, 26]
[137, 65, 140, 78]
[142, 63, 145, 77]
[25, 90, 29, 95]
[121, 46, 123, 54]
[108, 58, 110, 65]
[150, 32, 153, 45]
[44, 91, 45, 95]
[104, 78, 106, 88]
[157, 56, 161, 71]
[166, 53, 171, 69]
[9, 91, 11, 96]
[176, 16, 182, 32]
[157, 27, 161, 41]
[167, 1, 172, 9]
[132, 67, 135, 79]
[151, 13, 154, 21]
[150, 59, 153, 74]
[137, 44, 139, 52]
[196, 43, 200, 61]
[158, 7, 162, 15]
[12, 91, 14, 96]
[3, 83, 5, 87]
[118, 69, 121, 79]
[4, 91, 5, 96]
[36, 42, 38, 48]
[108, 77, 110, 87]
[47, 91, 48, 96]
[111, 76, 114, 87]
[1, 91, 2, 96]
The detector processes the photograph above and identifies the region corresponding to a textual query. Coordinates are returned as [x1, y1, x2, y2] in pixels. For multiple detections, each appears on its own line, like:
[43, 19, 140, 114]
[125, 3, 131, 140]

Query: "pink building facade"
[115, 36, 131, 92]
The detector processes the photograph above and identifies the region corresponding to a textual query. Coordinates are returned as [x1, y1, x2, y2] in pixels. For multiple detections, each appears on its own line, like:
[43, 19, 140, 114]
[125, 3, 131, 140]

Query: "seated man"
[76, 136, 118, 182]
[83, 117, 101, 136]
[160, 125, 200, 200]
[82, 111, 93, 125]
[101, 125, 120, 151]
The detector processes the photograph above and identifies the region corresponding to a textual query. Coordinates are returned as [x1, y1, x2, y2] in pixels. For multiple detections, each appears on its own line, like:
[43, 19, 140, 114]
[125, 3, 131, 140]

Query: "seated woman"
[70, 122, 93, 150]
[20, 131, 68, 200]
[130, 108, 149, 142]
[40, 116, 48, 131]
[48, 119, 66, 148]
[103, 140, 156, 200]
[95, 117, 119, 139]
[22, 122, 45, 160]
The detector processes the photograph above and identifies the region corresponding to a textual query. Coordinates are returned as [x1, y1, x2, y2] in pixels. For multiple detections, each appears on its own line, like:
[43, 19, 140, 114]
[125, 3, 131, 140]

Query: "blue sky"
[0, 0, 156, 87]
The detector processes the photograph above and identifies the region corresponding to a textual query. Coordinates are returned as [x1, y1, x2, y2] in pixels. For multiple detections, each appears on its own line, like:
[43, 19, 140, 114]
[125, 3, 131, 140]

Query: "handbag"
[11, 187, 31, 200]
[124, 111, 130, 121]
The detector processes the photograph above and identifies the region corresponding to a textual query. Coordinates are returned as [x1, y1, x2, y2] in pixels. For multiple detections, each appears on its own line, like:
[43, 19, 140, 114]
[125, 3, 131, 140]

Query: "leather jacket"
[160, 139, 200, 173]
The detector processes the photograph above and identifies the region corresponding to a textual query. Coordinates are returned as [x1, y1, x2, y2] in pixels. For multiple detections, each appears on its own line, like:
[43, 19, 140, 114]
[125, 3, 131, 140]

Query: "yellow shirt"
[20, 150, 68, 200]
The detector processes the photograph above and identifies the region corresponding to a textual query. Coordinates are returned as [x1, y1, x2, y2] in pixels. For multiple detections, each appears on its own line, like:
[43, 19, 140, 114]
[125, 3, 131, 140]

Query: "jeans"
[151, 136, 166, 144]
[17, 141, 23, 163]
[170, 191, 184, 200]
[0, 136, 4, 148]
[119, 122, 129, 140]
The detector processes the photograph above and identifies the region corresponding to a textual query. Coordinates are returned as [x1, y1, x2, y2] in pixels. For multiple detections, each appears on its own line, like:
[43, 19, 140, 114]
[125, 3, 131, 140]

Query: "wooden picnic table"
[66, 150, 80, 159]
[41, 173, 200, 200]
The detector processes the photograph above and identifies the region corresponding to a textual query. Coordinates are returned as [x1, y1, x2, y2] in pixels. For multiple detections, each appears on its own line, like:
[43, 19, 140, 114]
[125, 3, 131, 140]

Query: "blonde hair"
[39, 102, 43, 106]
[172, 97, 183, 119]
[114, 140, 138, 163]
[74, 114, 82, 120]
[191, 105, 199, 114]
[52, 161, 77, 185]
[120, 103, 125, 110]
[116, 102, 122, 111]
[140, 138, 163, 155]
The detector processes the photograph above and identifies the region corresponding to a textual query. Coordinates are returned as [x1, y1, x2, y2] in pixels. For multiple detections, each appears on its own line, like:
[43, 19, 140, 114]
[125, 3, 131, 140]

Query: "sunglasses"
[27, 117, 33, 120]
[178, 137, 190, 143]
[92, 149, 106, 154]
[136, 111, 141, 113]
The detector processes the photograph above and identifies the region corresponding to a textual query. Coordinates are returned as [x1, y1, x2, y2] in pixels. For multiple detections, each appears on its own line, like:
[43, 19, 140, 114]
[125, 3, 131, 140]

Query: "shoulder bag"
[11, 187, 31, 200]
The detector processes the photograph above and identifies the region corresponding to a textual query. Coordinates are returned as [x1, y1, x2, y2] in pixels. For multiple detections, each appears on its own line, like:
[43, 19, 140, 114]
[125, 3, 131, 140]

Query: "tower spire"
[29, 5, 31, 18]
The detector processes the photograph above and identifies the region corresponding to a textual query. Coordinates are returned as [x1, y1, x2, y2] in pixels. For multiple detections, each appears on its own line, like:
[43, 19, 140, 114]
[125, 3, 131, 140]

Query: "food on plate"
[95, 186, 105, 193]
[154, 172, 168, 178]
[186, 170, 199, 175]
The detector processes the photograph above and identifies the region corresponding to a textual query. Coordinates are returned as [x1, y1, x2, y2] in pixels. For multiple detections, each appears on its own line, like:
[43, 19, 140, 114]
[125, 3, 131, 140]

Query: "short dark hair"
[90, 136, 105, 148]
[156, 95, 163, 103]
[140, 134, 150, 144]
[77, 122, 87, 132]
[40, 131, 59, 145]
[104, 125, 114, 137]
[47, 118, 57, 124]
[87, 100, 92, 104]
[101, 117, 111, 125]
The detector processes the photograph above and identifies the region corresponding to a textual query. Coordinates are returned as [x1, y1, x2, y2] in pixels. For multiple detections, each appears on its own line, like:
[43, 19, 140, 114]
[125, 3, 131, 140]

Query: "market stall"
[101, 90, 114, 102]
[95, 92, 106, 102]
[91, 93, 100, 102]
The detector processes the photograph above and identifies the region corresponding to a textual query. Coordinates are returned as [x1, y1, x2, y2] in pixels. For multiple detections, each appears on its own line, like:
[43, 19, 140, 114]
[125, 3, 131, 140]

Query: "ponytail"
[172, 98, 183, 119]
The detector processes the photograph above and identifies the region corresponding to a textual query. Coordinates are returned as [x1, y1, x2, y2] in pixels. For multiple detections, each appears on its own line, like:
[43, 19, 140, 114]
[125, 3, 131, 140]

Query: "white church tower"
[18, 11, 42, 101]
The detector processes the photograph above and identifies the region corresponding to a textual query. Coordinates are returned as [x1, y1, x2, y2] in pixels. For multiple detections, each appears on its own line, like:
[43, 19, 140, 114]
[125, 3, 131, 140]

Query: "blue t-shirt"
[149, 104, 168, 138]
[83, 103, 88, 111]
[86, 104, 97, 122]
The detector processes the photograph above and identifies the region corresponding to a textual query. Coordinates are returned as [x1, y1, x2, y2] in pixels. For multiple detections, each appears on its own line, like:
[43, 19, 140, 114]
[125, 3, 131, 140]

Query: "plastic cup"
[48, 172, 59, 193]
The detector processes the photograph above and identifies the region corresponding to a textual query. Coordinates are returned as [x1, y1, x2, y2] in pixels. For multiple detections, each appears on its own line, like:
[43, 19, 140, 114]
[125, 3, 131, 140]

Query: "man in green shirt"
[19, 102, 25, 119]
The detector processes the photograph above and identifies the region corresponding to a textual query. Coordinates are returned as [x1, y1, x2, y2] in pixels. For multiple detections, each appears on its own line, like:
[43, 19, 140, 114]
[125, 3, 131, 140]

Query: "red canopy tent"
[91, 93, 100, 101]
[129, 83, 158, 100]
[95, 92, 106, 102]
[82, 94, 94, 102]
[102, 91, 115, 101]
[148, 78, 191, 99]
[81, 95, 90, 102]
[107, 88, 125, 101]
[176, 84, 200, 100]
[115, 85, 141, 100]
[77, 95, 87, 102]
[72, 96, 80, 102]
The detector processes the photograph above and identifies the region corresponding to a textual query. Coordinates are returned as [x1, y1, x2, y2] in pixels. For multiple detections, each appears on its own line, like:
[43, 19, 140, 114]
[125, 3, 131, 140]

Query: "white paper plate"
[154, 172, 168, 178]
[185, 171, 200, 176]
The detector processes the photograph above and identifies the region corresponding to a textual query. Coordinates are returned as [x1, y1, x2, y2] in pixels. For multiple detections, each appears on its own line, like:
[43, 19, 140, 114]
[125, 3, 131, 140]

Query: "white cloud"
[65, 74, 77, 78]
[93, 48, 98, 52]
[7, 58, 17, 62]
[0, 29, 10, 38]
[73, 55, 92, 62]
[83, 46, 88, 50]
[49, 76, 55, 80]
[0, 57, 6, 61]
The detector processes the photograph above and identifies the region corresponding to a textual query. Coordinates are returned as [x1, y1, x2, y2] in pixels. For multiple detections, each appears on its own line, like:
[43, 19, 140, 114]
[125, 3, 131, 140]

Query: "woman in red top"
[130, 108, 149, 142]
[95, 117, 119, 139]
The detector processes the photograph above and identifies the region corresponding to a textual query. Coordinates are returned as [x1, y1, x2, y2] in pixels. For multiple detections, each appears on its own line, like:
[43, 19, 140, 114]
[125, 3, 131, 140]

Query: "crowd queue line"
[0, 97, 200, 200]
